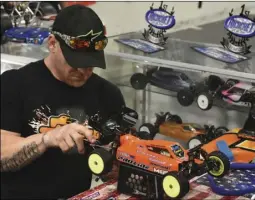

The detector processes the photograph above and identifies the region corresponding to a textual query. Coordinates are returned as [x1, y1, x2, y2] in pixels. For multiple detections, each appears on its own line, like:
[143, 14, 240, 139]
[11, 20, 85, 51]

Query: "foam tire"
[215, 127, 229, 135]
[138, 123, 157, 139]
[1, 9, 13, 44]
[171, 115, 182, 124]
[226, 79, 239, 88]
[177, 89, 194, 106]
[162, 172, 190, 199]
[136, 131, 155, 140]
[197, 92, 213, 111]
[29, 2, 58, 16]
[130, 73, 148, 90]
[88, 148, 113, 176]
[207, 151, 230, 178]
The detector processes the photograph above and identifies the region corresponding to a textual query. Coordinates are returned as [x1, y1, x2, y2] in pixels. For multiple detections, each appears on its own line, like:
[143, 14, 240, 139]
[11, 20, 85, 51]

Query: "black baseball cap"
[52, 5, 106, 69]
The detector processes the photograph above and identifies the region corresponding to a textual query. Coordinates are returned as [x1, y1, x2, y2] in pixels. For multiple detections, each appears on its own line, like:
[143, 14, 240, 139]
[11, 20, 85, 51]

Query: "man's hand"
[43, 123, 96, 154]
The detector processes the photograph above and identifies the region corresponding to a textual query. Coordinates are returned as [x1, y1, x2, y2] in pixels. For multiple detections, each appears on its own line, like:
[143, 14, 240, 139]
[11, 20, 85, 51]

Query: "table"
[69, 171, 254, 200]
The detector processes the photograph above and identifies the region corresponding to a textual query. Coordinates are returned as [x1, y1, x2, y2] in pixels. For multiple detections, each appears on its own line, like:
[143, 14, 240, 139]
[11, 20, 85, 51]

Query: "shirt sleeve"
[1, 70, 23, 133]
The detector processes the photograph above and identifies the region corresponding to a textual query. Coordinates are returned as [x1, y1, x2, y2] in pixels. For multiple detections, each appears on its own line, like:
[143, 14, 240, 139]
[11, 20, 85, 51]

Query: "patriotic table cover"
[70, 169, 255, 200]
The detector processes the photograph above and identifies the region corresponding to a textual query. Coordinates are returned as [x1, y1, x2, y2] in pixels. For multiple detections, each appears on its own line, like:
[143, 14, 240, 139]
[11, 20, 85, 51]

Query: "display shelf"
[110, 72, 250, 115]
[1, 50, 251, 117]
[1, 42, 48, 60]
[106, 32, 255, 82]
[1, 31, 255, 82]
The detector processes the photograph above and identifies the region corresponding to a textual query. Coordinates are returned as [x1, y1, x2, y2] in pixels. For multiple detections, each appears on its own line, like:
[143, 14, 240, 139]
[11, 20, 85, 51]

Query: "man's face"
[48, 35, 94, 88]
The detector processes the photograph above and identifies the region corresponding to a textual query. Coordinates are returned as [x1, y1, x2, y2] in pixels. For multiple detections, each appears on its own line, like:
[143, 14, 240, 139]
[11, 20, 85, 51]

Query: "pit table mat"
[69, 172, 253, 200]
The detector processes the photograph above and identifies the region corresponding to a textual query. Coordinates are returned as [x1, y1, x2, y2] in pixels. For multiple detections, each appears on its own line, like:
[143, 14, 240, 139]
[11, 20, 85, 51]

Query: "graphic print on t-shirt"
[29, 105, 88, 134]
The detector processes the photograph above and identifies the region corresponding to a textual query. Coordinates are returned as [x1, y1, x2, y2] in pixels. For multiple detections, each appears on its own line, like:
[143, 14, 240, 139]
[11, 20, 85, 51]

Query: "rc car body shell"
[159, 122, 206, 142]
[4, 26, 50, 44]
[221, 82, 254, 106]
[149, 68, 194, 92]
[201, 133, 255, 163]
[116, 134, 202, 175]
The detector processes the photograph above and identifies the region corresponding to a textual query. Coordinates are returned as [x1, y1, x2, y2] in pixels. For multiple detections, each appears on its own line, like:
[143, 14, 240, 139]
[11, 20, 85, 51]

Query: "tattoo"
[0, 142, 42, 172]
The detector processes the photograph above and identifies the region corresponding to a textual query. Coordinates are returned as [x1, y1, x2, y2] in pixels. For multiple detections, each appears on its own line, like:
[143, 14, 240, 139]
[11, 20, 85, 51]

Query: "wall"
[90, 1, 255, 36]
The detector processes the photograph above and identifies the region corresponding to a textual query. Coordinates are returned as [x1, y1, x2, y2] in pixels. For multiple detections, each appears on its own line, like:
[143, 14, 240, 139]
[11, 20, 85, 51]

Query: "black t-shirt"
[1, 60, 125, 199]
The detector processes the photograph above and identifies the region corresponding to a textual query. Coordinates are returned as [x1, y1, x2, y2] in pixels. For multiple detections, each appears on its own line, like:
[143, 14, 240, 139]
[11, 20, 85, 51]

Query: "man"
[1, 5, 125, 199]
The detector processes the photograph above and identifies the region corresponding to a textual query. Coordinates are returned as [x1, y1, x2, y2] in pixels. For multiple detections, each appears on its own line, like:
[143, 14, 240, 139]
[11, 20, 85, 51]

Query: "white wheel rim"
[189, 138, 202, 149]
[197, 95, 209, 109]
[140, 126, 150, 133]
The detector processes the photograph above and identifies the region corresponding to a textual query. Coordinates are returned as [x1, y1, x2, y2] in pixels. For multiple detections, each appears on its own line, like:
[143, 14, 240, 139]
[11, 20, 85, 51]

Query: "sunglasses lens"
[95, 38, 108, 50]
[77, 40, 90, 48]
[69, 39, 76, 48]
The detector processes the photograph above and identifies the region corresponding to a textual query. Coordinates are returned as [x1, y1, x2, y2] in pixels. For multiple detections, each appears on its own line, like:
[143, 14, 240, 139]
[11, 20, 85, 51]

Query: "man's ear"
[47, 34, 57, 52]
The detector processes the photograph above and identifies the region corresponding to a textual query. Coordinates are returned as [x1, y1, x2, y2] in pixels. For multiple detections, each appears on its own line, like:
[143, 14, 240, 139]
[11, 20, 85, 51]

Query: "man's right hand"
[42, 123, 96, 154]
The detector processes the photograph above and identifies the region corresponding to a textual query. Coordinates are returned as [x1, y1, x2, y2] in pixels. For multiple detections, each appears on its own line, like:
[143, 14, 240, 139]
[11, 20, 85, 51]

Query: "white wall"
[90, 2, 255, 36]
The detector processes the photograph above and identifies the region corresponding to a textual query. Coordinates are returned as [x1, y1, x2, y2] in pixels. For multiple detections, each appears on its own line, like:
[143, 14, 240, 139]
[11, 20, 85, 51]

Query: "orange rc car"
[85, 108, 231, 199]
[201, 129, 255, 163]
[138, 112, 229, 149]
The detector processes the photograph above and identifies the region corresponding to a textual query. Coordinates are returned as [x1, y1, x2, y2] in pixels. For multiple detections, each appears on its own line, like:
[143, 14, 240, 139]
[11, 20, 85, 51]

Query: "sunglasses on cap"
[51, 30, 108, 51]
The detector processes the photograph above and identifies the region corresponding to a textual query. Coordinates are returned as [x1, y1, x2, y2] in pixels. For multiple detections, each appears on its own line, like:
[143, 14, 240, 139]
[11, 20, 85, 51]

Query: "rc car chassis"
[85, 107, 231, 199]
[178, 75, 255, 111]
[138, 112, 229, 149]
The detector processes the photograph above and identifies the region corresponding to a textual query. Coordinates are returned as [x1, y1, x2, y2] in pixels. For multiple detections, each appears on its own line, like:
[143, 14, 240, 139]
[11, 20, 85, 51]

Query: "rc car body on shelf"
[4, 26, 50, 44]
[221, 83, 254, 107]
[130, 67, 195, 92]
[85, 107, 230, 199]
[138, 112, 228, 149]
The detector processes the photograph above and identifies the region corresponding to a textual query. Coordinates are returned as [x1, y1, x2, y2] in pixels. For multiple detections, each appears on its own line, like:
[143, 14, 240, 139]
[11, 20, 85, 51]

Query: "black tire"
[138, 123, 157, 139]
[226, 79, 239, 88]
[177, 89, 194, 106]
[207, 151, 230, 178]
[2, 2, 14, 15]
[88, 148, 113, 176]
[188, 135, 205, 149]
[29, 2, 58, 16]
[136, 131, 155, 140]
[207, 75, 224, 91]
[170, 115, 182, 124]
[1, 9, 13, 44]
[130, 73, 148, 90]
[162, 172, 190, 199]
[197, 92, 213, 111]
[215, 126, 229, 135]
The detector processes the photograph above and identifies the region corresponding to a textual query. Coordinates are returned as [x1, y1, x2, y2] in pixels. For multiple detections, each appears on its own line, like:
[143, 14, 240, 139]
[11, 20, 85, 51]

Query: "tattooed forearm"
[0, 142, 43, 172]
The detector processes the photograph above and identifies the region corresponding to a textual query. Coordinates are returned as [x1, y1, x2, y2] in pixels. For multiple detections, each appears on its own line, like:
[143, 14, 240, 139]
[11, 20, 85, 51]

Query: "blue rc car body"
[4, 26, 50, 45]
